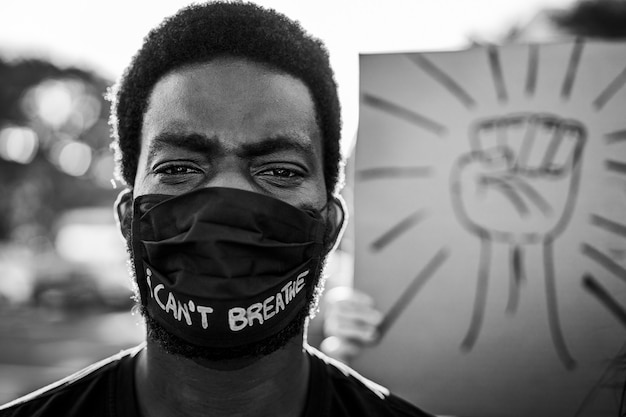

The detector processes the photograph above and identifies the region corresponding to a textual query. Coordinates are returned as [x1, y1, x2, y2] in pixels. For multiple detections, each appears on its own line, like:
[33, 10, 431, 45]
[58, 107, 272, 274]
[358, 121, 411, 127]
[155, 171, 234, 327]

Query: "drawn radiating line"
[561, 38, 585, 99]
[605, 129, 626, 144]
[362, 93, 447, 135]
[593, 65, 626, 110]
[525, 44, 539, 96]
[377, 247, 450, 338]
[590, 214, 626, 238]
[407, 54, 476, 108]
[370, 209, 428, 252]
[358, 166, 433, 181]
[605, 160, 626, 175]
[583, 274, 626, 328]
[582, 243, 626, 283]
[487, 45, 507, 102]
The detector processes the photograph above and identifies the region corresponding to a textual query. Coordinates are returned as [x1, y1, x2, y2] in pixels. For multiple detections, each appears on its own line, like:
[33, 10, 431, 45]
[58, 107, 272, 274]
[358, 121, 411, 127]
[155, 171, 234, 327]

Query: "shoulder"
[306, 346, 434, 417]
[0, 344, 144, 417]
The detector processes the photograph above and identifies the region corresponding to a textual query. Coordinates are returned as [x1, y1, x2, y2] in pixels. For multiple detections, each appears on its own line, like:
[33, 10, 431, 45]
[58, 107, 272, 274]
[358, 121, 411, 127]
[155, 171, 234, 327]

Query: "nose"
[202, 164, 257, 194]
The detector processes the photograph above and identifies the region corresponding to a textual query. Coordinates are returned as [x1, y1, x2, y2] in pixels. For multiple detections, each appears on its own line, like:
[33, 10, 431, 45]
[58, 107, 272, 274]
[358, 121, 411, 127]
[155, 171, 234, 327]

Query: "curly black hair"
[109, 1, 342, 196]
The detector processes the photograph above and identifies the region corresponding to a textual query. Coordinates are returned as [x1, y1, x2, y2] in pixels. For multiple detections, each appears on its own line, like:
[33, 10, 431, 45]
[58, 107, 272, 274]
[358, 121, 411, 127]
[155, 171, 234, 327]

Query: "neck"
[134, 336, 310, 417]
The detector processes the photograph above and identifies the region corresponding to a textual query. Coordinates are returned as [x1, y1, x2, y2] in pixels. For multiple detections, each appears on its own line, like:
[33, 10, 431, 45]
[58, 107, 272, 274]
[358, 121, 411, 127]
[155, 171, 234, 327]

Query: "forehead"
[141, 57, 322, 154]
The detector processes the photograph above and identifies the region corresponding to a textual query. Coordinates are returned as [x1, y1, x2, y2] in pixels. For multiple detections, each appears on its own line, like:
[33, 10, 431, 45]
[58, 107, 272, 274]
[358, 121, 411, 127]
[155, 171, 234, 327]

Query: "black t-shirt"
[0, 344, 432, 417]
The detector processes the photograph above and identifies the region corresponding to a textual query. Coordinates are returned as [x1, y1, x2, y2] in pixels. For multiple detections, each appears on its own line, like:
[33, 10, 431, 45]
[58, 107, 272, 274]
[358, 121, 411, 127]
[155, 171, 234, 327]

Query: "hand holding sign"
[320, 286, 383, 364]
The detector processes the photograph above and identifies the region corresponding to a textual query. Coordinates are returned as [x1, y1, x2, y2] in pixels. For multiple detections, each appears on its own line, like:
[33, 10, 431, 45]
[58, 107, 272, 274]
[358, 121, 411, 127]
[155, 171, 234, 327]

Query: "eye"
[255, 165, 306, 188]
[155, 164, 198, 175]
[154, 163, 200, 175]
[152, 162, 203, 186]
[266, 168, 298, 178]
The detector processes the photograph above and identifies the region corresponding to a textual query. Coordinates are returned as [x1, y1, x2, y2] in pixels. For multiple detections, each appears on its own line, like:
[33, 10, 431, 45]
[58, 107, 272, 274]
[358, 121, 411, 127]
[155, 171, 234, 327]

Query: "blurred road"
[0, 306, 144, 404]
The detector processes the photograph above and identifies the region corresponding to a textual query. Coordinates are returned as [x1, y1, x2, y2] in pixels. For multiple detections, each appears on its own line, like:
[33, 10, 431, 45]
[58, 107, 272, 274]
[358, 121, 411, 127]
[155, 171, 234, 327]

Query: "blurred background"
[0, 0, 580, 405]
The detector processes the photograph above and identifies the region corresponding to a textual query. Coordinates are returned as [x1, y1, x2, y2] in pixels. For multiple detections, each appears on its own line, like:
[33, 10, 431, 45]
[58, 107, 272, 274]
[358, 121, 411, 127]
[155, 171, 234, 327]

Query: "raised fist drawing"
[451, 113, 586, 244]
[450, 113, 586, 369]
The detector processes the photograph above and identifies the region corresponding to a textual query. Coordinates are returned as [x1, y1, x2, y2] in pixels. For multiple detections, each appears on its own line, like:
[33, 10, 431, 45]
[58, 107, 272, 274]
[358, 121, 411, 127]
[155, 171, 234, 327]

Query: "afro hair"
[109, 1, 342, 196]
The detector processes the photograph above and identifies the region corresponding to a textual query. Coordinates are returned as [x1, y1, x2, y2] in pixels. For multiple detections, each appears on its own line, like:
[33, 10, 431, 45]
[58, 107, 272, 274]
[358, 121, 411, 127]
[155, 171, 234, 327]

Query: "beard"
[137, 260, 327, 362]
[121, 209, 333, 362]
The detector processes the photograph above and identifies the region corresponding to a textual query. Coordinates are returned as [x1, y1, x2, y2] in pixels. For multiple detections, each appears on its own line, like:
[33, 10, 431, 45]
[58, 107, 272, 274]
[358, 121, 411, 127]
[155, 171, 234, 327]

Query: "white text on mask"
[228, 270, 308, 331]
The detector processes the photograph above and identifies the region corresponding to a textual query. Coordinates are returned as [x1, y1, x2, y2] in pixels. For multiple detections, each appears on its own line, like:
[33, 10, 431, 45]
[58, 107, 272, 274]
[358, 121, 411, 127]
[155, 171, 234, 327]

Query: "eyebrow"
[146, 130, 317, 166]
[237, 134, 316, 164]
[146, 132, 222, 166]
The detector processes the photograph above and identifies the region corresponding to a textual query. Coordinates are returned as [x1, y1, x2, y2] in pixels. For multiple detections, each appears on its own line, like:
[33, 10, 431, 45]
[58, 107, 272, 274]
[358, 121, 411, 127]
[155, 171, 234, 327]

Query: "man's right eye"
[156, 165, 193, 175]
[153, 162, 202, 177]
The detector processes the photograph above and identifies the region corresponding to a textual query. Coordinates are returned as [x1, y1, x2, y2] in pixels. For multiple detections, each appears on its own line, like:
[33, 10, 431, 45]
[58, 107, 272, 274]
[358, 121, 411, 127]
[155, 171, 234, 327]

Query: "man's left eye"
[256, 166, 305, 187]
[267, 168, 297, 178]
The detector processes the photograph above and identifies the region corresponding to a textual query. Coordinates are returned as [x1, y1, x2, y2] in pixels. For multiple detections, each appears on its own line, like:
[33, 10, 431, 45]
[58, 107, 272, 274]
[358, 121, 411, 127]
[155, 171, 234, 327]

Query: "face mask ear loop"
[114, 189, 133, 242]
[131, 195, 151, 307]
[323, 194, 348, 254]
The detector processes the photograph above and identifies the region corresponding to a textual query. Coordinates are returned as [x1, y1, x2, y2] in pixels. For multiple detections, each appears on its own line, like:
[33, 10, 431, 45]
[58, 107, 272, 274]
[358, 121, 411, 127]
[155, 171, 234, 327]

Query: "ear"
[114, 189, 133, 242]
[324, 194, 347, 254]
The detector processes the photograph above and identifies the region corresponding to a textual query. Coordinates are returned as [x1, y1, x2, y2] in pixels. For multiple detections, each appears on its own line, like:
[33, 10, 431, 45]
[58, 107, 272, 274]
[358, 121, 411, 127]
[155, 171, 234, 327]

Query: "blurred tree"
[0, 57, 118, 243]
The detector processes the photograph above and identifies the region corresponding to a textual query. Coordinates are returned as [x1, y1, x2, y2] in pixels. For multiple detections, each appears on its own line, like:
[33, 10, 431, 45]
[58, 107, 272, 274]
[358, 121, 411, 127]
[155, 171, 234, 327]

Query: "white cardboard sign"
[353, 40, 626, 417]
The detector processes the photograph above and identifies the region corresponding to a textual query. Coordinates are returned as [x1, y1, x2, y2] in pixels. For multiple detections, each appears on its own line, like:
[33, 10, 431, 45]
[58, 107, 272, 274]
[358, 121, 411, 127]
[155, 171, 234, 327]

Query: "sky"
[0, 0, 576, 151]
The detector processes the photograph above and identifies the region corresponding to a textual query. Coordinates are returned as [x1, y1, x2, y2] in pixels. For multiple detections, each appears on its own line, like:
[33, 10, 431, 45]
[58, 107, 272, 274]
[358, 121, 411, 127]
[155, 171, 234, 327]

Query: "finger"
[324, 300, 383, 331]
[323, 304, 382, 338]
[450, 149, 514, 207]
[332, 322, 379, 342]
[520, 114, 560, 171]
[328, 304, 384, 326]
[479, 174, 531, 217]
[324, 319, 380, 343]
[471, 120, 499, 152]
[542, 122, 586, 174]
[501, 114, 530, 161]
[320, 336, 365, 362]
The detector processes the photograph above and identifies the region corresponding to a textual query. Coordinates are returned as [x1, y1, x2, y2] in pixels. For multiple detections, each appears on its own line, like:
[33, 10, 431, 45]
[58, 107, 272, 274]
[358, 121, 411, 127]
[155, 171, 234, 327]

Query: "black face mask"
[130, 187, 331, 349]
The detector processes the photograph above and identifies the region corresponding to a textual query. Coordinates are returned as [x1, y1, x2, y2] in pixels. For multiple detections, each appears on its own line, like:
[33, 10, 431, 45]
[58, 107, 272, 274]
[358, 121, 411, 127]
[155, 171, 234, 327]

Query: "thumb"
[451, 147, 513, 191]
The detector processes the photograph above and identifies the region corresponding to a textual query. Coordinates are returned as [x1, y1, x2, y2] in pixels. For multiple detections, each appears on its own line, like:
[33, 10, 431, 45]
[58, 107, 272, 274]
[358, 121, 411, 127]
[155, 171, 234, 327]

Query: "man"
[0, 2, 432, 416]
